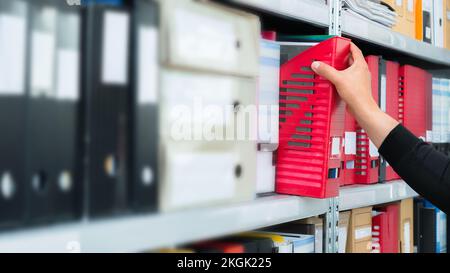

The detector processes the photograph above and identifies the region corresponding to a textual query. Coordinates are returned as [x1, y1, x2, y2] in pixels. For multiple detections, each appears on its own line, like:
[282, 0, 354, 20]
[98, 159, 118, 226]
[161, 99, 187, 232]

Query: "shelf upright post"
[328, 0, 342, 36]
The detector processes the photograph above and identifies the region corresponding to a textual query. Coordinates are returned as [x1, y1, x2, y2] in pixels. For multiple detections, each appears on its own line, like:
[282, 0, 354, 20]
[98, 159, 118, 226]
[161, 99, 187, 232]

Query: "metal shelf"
[339, 180, 418, 211]
[0, 195, 328, 253]
[229, 0, 329, 27]
[342, 10, 450, 66]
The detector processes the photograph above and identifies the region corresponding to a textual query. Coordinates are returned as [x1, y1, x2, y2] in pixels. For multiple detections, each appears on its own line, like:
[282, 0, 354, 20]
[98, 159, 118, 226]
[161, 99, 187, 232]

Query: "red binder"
[276, 37, 351, 198]
[354, 56, 380, 184]
[399, 65, 433, 141]
[372, 203, 400, 253]
[342, 107, 357, 186]
[385, 61, 401, 181]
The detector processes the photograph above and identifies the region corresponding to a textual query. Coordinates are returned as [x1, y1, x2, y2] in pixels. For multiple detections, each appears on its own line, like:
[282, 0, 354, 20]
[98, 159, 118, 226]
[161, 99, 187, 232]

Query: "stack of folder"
[344, 0, 398, 27]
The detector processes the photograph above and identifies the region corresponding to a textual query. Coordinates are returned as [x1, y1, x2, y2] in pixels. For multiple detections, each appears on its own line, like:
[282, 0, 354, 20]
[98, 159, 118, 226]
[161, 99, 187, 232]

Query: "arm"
[310, 43, 450, 213]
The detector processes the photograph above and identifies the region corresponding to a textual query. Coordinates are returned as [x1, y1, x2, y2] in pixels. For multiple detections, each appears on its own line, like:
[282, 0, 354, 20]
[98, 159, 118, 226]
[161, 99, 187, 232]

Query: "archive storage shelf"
[0, 195, 328, 253]
[339, 180, 418, 211]
[229, 0, 329, 27]
[341, 10, 450, 66]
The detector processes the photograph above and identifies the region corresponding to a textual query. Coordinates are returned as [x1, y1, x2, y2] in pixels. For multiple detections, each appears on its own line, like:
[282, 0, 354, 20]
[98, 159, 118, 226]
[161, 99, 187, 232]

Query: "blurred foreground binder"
[276, 37, 350, 198]
[25, 0, 82, 223]
[0, 0, 28, 227]
[446, 0, 450, 49]
[129, 0, 159, 212]
[159, 69, 257, 211]
[84, 2, 132, 217]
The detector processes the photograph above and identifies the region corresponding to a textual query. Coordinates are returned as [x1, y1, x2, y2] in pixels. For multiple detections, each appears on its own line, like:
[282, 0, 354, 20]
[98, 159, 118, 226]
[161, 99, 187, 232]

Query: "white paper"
[369, 140, 379, 157]
[395, 0, 403, 7]
[169, 152, 235, 207]
[331, 137, 341, 156]
[425, 27, 431, 39]
[174, 8, 237, 69]
[101, 11, 129, 85]
[338, 226, 347, 253]
[355, 226, 372, 240]
[138, 26, 158, 104]
[346, 160, 355, 169]
[380, 75, 387, 112]
[31, 31, 56, 96]
[403, 221, 411, 253]
[56, 49, 79, 101]
[256, 152, 275, 193]
[0, 14, 27, 95]
[344, 132, 357, 155]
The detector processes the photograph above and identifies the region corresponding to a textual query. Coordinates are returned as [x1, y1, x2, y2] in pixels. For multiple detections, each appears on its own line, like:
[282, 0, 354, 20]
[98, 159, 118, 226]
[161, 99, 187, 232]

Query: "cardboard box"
[399, 198, 414, 253]
[346, 206, 373, 253]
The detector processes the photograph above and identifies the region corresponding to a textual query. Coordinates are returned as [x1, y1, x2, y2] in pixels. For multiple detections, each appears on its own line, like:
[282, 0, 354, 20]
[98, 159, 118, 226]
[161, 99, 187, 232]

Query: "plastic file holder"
[372, 203, 400, 253]
[342, 107, 357, 186]
[381, 60, 401, 181]
[276, 37, 350, 198]
[354, 56, 380, 184]
[399, 65, 432, 141]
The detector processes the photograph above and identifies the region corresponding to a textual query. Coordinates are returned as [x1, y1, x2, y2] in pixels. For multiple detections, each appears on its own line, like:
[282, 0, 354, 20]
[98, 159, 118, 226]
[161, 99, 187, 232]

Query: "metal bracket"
[328, 0, 342, 36]
[323, 197, 339, 253]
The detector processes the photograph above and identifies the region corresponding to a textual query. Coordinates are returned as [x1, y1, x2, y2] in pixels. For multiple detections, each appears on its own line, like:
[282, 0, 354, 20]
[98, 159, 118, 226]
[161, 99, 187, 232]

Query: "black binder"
[25, 0, 82, 224]
[84, 2, 132, 217]
[0, 0, 29, 228]
[419, 207, 437, 253]
[129, 0, 159, 212]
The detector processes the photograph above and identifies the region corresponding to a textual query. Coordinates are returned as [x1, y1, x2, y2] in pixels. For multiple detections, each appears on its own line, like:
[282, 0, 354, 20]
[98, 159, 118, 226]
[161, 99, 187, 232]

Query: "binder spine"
[276, 37, 350, 198]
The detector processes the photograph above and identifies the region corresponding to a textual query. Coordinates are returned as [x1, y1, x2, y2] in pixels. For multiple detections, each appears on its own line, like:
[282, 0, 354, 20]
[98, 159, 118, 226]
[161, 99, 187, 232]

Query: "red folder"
[342, 107, 357, 186]
[399, 65, 433, 141]
[372, 203, 400, 253]
[276, 37, 351, 198]
[385, 61, 401, 181]
[354, 56, 380, 184]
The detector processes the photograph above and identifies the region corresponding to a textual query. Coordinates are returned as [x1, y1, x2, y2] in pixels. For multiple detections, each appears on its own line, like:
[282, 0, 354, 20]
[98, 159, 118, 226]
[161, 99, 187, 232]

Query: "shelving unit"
[0, 195, 327, 253]
[0, 0, 447, 253]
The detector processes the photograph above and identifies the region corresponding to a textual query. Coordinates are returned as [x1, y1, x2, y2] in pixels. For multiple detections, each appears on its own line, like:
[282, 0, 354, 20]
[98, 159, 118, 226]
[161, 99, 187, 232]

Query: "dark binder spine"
[378, 58, 387, 183]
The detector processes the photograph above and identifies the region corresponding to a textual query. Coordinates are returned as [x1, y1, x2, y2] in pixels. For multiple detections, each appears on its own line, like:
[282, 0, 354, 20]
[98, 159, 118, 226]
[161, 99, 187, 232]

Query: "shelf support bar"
[328, 0, 342, 36]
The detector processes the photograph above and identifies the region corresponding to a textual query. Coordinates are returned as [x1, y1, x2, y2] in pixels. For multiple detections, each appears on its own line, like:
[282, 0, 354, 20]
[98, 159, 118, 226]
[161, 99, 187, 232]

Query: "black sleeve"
[379, 124, 450, 214]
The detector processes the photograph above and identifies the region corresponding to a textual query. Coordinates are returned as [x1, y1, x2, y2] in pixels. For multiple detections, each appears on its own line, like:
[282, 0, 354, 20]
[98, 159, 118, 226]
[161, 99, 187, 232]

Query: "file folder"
[379, 60, 401, 181]
[420, 0, 433, 43]
[0, 0, 28, 227]
[160, 0, 260, 77]
[159, 69, 257, 211]
[385, 0, 416, 38]
[446, 0, 450, 49]
[432, 78, 442, 143]
[354, 55, 380, 184]
[399, 65, 432, 141]
[424, 200, 447, 252]
[276, 37, 350, 198]
[84, 3, 132, 217]
[256, 39, 280, 194]
[243, 232, 292, 253]
[372, 203, 400, 253]
[129, 0, 159, 212]
[342, 108, 357, 186]
[25, 0, 82, 223]
[433, 0, 445, 47]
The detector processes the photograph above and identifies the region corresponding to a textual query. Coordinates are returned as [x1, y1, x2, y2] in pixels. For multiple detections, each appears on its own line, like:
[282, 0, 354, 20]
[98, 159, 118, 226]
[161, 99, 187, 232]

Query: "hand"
[310, 42, 399, 148]
[310, 42, 377, 116]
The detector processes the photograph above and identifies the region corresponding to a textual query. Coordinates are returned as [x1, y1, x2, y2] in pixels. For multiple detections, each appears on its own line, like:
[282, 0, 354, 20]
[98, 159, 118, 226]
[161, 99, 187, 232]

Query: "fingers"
[349, 42, 365, 65]
[311, 61, 341, 85]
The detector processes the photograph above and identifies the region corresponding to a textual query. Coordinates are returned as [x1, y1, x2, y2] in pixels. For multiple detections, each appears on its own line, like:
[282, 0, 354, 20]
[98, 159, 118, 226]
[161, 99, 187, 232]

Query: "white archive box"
[159, 69, 257, 211]
[159, 0, 260, 77]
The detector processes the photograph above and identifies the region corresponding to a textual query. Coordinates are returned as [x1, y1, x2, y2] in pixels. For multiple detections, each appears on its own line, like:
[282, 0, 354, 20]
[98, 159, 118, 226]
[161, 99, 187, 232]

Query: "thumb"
[311, 61, 341, 85]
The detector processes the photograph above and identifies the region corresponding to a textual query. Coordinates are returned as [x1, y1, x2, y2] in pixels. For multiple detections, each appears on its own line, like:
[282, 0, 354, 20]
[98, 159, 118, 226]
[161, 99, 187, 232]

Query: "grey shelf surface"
[342, 10, 450, 66]
[339, 180, 418, 211]
[229, 0, 329, 27]
[0, 195, 328, 253]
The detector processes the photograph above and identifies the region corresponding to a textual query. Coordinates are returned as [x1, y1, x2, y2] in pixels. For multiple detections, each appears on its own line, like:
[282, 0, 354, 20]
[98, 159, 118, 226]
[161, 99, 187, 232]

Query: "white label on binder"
[380, 75, 387, 112]
[0, 14, 26, 95]
[101, 11, 129, 85]
[355, 226, 372, 240]
[56, 49, 79, 101]
[396, 0, 403, 7]
[425, 27, 431, 39]
[407, 0, 413, 12]
[403, 221, 411, 253]
[344, 132, 357, 155]
[174, 8, 237, 69]
[369, 140, 379, 157]
[138, 26, 158, 104]
[447, 11, 450, 20]
[331, 137, 341, 156]
[169, 152, 235, 207]
[31, 31, 56, 96]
